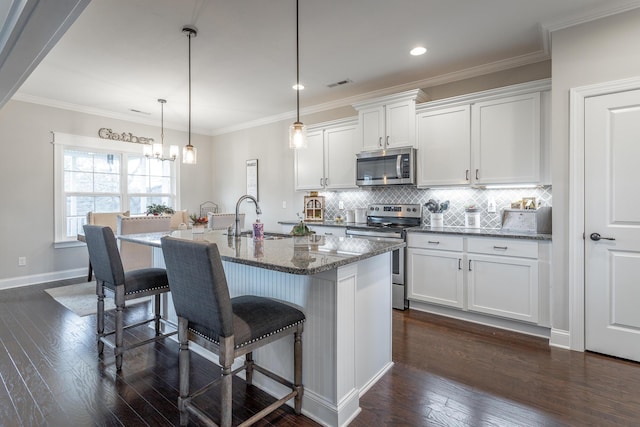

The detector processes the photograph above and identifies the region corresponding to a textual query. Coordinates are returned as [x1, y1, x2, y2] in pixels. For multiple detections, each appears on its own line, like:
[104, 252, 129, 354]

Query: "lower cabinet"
[407, 248, 464, 308]
[407, 233, 545, 325]
[467, 253, 538, 323]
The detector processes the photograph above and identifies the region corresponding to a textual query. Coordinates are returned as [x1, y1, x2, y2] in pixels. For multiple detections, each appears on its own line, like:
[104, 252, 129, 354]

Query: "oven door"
[345, 228, 404, 285]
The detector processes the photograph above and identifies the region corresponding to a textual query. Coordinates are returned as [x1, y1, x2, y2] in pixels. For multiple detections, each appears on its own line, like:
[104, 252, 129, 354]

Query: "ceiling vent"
[327, 78, 353, 88]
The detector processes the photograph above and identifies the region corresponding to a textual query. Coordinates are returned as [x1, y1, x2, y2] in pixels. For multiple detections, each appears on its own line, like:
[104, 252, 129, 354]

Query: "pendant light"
[182, 25, 198, 164]
[144, 99, 179, 161]
[289, 0, 307, 149]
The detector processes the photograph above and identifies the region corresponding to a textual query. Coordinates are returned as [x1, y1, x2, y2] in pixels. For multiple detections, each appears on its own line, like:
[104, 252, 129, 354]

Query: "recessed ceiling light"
[410, 46, 427, 56]
[292, 84, 305, 90]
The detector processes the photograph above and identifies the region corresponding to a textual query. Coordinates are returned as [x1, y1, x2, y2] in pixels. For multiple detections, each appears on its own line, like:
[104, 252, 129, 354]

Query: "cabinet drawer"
[467, 237, 538, 258]
[407, 233, 463, 251]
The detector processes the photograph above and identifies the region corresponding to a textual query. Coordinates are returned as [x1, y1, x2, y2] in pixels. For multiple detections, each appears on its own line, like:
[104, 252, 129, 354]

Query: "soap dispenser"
[252, 217, 264, 240]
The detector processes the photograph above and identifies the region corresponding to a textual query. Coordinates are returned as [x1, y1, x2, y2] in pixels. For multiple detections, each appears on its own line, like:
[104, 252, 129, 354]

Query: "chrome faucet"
[234, 194, 262, 238]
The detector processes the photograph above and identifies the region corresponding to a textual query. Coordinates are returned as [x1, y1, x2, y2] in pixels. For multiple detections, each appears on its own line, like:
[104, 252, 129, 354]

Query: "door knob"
[590, 233, 615, 241]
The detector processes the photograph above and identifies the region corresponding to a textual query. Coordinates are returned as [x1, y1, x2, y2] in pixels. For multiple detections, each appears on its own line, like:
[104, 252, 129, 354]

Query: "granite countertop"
[118, 229, 405, 275]
[406, 226, 552, 241]
[279, 220, 551, 240]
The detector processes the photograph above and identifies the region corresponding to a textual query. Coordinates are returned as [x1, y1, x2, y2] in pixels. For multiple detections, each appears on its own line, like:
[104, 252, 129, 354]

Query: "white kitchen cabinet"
[353, 89, 427, 151]
[294, 118, 358, 191]
[407, 248, 464, 308]
[467, 253, 538, 323]
[407, 234, 464, 308]
[416, 105, 471, 186]
[471, 92, 540, 185]
[415, 80, 549, 188]
[294, 129, 324, 190]
[407, 232, 545, 326]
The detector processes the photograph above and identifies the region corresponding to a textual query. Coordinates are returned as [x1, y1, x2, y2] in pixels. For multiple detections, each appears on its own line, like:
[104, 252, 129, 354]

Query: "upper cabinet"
[416, 104, 471, 186]
[294, 118, 359, 191]
[416, 79, 551, 188]
[353, 89, 428, 151]
[471, 92, 540, 185]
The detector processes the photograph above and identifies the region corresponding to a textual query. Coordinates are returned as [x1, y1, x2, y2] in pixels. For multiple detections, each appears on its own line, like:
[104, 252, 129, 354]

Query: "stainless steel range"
[346, 203, 422, 310]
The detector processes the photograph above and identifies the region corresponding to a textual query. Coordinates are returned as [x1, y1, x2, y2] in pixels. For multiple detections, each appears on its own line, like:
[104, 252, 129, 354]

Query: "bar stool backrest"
[161, 237, 234, 340]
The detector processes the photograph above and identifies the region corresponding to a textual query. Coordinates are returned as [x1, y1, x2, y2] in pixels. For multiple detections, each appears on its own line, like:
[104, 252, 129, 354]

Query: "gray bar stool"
[83, 225, 176, 371]
[161, 236, 305, 427]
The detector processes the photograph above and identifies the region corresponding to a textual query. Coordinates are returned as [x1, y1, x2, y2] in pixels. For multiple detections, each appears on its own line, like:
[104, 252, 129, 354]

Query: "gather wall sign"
[98, 128, 154, 145]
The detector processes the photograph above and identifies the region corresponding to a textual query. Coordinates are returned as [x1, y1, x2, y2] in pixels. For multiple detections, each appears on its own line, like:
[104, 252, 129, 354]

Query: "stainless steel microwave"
[356, 147, 416, 186]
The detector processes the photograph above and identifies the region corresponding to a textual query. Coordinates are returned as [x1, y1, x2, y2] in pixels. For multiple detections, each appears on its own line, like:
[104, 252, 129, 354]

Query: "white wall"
[551, 8, 640, 331]
[0, 100, 212, 287]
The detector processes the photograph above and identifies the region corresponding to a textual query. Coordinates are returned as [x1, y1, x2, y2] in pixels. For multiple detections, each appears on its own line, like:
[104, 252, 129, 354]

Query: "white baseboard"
[0, 268, 86, 291]
[549, 328, 571, 349]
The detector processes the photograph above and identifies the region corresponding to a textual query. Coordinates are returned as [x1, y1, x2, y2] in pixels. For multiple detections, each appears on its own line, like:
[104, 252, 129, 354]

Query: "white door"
[585, 89, 640, 362]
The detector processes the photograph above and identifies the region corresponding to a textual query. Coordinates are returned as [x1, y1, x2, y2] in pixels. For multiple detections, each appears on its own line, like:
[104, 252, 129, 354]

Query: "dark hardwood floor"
[2, 278, 640, 426]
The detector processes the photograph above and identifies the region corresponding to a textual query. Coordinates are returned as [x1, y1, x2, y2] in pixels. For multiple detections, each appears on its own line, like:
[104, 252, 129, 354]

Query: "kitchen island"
[119, 229, 404, 427]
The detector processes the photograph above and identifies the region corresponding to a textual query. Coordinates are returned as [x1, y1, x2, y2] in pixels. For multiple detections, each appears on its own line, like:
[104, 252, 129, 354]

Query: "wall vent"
[327, 78, 353, 88]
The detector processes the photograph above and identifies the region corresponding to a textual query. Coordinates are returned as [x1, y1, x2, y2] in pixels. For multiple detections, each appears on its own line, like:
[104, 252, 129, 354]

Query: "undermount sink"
[233, 231, 292, 240]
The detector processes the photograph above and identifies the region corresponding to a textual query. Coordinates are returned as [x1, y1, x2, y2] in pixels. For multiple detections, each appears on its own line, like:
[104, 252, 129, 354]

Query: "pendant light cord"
[296, 0, 300, 123]
[188, 31, 192, 147]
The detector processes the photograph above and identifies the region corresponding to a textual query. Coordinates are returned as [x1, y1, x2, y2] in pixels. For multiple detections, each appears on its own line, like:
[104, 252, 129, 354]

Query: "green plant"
[146, 203, 175, 216]
[189, 213, 208, 225]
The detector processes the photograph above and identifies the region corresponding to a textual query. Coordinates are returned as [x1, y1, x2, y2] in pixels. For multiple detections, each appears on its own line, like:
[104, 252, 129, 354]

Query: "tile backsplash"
[318, 186, 552, 229]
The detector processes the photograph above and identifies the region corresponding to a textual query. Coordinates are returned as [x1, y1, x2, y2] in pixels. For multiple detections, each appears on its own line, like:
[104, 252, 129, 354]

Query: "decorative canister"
[465, 208, 481, 228]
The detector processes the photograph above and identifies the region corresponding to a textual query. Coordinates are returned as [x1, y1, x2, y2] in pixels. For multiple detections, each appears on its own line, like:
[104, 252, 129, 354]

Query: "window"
[53, 132, 179, 246]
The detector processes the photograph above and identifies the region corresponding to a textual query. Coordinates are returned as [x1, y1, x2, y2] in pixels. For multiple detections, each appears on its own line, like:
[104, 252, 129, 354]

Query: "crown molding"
[212, 50, 549, 136]
[540, 0, 640, 54]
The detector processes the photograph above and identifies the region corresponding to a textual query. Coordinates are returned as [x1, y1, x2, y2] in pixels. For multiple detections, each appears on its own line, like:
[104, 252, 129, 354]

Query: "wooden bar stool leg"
[178, 318, 190, 426]
[114, 285, 125, 371]
[294, 324, 304, 414]
[96, 281, 105, 355]
[154, 294, 161, 336]
[245, 352, 254, 385]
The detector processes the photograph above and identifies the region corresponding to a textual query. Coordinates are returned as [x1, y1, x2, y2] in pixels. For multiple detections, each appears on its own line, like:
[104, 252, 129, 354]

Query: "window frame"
[53, 132, 181, 247]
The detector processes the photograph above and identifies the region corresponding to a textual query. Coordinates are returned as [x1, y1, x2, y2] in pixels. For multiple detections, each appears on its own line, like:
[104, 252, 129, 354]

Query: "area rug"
[45, 282, 150, 317]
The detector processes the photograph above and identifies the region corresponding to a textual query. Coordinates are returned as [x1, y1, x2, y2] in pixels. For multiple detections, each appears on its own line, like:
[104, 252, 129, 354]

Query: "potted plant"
[146, 203, 175, 216]
[189, 213, 208, 233]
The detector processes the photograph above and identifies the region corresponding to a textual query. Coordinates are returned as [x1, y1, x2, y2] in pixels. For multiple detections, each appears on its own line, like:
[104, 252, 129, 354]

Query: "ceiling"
[7, 0, 640, 136]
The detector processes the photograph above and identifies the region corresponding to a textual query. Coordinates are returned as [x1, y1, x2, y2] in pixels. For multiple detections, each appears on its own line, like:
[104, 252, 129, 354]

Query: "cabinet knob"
[378, 137, 382, 147]
[475, 169, 479, 180]
[386, 136, 390, 146]
[465, 169, 470, 181]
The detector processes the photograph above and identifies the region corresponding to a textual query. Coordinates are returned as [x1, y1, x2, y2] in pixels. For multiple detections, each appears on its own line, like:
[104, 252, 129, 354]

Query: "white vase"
[430, 212, 444, 228]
